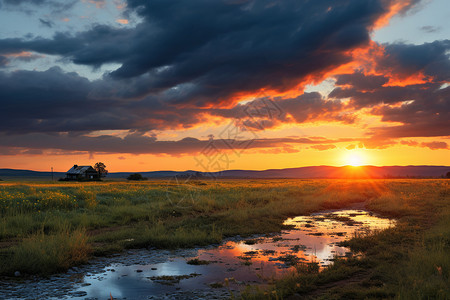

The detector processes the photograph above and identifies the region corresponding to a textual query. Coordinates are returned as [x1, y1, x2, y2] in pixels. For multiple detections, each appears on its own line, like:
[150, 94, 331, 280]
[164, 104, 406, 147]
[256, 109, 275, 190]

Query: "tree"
[94, 162, 108, 178]
[446, 171, 450, 179]
[127, 173, 147, 181]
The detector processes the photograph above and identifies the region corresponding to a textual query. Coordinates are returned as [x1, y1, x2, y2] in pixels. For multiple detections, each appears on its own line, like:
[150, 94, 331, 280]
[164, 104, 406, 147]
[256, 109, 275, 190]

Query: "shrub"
[127, 173, 147, 181]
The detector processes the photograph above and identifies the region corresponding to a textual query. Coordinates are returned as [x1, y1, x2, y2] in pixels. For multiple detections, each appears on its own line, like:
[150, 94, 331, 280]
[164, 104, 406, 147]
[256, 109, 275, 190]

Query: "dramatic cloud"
[0, 68, 353, 134]
[210, 92, 354, 131]
[0, 132, 352, 155]
[378, 40, 450, 82]
[329, 40, 450, 140]
[0, 0, 414, 109]
[369, 85, 450, 138]
[2, 0, 447, 158]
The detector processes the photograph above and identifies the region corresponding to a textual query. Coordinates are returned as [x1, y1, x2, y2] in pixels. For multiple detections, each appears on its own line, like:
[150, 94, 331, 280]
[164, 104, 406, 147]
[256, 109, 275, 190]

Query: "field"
[0, 179, 449, 299]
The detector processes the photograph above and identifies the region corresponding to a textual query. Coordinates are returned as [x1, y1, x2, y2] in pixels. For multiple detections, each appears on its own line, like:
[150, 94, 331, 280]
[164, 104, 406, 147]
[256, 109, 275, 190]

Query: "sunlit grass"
[240, 179, 450, 299]
[0, 178, 448, 300]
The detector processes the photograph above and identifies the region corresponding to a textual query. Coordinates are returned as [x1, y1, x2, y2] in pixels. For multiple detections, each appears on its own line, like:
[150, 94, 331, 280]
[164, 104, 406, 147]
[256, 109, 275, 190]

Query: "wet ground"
[0, 209, 395, 299]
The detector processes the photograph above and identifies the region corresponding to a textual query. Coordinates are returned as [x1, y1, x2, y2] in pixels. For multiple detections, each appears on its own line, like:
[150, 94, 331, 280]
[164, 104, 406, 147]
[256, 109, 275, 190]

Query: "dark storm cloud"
[369, 85, 450, 138]
[278, 93, 355, 124]
[210, 92, 354, 129]
[1, 0, 437, 155]
[0, 0, 406, 108]
[349, 81, 450, 137]
[0, 132, 352, 155]
[0, 67, 100, 133]
[0, 66, 217, 134]
[330, 82, 438, 108]
[378, 40, 450, 82]
[334, 72, 388, 91]
[0, 0, 406, 135]
[370, 88, 450, 140]
[0, 66, 351, 134]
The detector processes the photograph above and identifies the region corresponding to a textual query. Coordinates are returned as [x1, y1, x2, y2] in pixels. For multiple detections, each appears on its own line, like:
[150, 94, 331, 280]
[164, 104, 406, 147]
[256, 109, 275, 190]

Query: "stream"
[0, 209, 395, 300]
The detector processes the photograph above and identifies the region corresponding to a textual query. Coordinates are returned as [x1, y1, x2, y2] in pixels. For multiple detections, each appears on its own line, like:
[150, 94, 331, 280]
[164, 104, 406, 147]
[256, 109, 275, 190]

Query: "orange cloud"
[116, 19, 129, 24]
[334, 40, 431, 91]
[4, 51, 34, 58]
[420, 141, 449, 150]
[114, 0, 126, 10]
[310, 144, 337, 151]
[401, 140, 449, 150]
[400, 140, 419, 146]
[83, 0, 106, 9]
[372, 0, 417, 29]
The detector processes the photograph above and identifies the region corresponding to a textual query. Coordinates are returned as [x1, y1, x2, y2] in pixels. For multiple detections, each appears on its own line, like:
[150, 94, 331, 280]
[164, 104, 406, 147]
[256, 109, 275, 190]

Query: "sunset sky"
[0, 0, 449, 172]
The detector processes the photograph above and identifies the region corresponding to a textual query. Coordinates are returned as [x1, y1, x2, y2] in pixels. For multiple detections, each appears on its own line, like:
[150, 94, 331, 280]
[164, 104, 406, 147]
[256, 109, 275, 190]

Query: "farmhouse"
[65, 165, 99, 181]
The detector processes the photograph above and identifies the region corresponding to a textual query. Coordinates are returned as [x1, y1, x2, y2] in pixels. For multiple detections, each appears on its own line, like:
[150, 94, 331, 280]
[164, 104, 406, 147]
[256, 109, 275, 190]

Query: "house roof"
[66, 165, 96, 174]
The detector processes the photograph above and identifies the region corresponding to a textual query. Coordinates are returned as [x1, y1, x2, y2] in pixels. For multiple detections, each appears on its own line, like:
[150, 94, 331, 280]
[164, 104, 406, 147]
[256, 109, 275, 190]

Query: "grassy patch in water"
[186, 258, 212, 265]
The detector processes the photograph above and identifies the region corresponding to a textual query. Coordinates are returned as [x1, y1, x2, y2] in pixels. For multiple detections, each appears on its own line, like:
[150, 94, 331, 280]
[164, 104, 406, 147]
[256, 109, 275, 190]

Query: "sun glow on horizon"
[343, 150, 368, 167]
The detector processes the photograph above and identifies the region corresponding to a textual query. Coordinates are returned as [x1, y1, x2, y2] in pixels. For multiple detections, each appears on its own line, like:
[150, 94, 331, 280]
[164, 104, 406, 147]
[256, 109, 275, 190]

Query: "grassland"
[0, 179, 449, 299]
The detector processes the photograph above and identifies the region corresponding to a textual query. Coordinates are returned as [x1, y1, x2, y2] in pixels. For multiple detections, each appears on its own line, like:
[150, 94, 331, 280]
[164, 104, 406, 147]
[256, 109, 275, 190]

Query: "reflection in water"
[73, 210, 395, 299]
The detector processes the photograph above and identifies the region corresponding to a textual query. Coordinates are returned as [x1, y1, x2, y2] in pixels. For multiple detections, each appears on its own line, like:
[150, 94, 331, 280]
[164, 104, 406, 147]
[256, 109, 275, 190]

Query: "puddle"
[0, 210, 395, 299]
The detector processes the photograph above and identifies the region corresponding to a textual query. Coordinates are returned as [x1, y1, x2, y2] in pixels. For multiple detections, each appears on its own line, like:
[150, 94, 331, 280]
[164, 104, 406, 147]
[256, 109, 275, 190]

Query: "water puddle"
[0, 210, 395, 299]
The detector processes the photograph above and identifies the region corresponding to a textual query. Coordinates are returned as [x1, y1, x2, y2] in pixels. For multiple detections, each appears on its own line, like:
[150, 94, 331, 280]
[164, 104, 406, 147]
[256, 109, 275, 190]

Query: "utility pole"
[51, 167, 54, 182]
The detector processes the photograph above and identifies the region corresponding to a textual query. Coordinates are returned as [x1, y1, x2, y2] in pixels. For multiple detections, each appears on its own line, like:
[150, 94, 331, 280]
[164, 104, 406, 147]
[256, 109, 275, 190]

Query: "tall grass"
[396, 206, 450, 299]
[0, 178, 448, 289]
[1, 226, 90, 275]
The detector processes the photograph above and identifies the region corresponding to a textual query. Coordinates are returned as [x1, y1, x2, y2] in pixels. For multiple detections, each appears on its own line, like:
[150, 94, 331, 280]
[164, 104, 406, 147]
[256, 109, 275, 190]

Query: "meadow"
[0, 179, 448, 299]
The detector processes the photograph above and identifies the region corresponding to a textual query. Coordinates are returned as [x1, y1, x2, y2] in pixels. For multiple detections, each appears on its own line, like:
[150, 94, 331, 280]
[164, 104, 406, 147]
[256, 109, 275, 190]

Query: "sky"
[0, 0, 449, 172]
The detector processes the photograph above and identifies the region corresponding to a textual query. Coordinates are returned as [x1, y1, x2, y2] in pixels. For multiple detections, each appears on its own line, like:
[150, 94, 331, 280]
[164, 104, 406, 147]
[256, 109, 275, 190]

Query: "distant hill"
[208, 166, 450, 179]
[0, 169, 65, 178]
[1, 166, 449, 180]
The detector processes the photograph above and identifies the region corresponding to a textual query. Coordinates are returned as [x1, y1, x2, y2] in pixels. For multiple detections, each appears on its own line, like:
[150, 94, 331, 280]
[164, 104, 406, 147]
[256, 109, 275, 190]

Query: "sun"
[347, 154, 363, 166]
[344, 150, 367, 167]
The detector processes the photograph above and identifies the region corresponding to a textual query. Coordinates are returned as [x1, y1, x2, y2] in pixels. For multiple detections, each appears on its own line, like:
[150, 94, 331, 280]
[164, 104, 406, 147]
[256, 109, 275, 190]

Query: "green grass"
[0, 179, 449, 300]
[0, 226, 90, 275]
